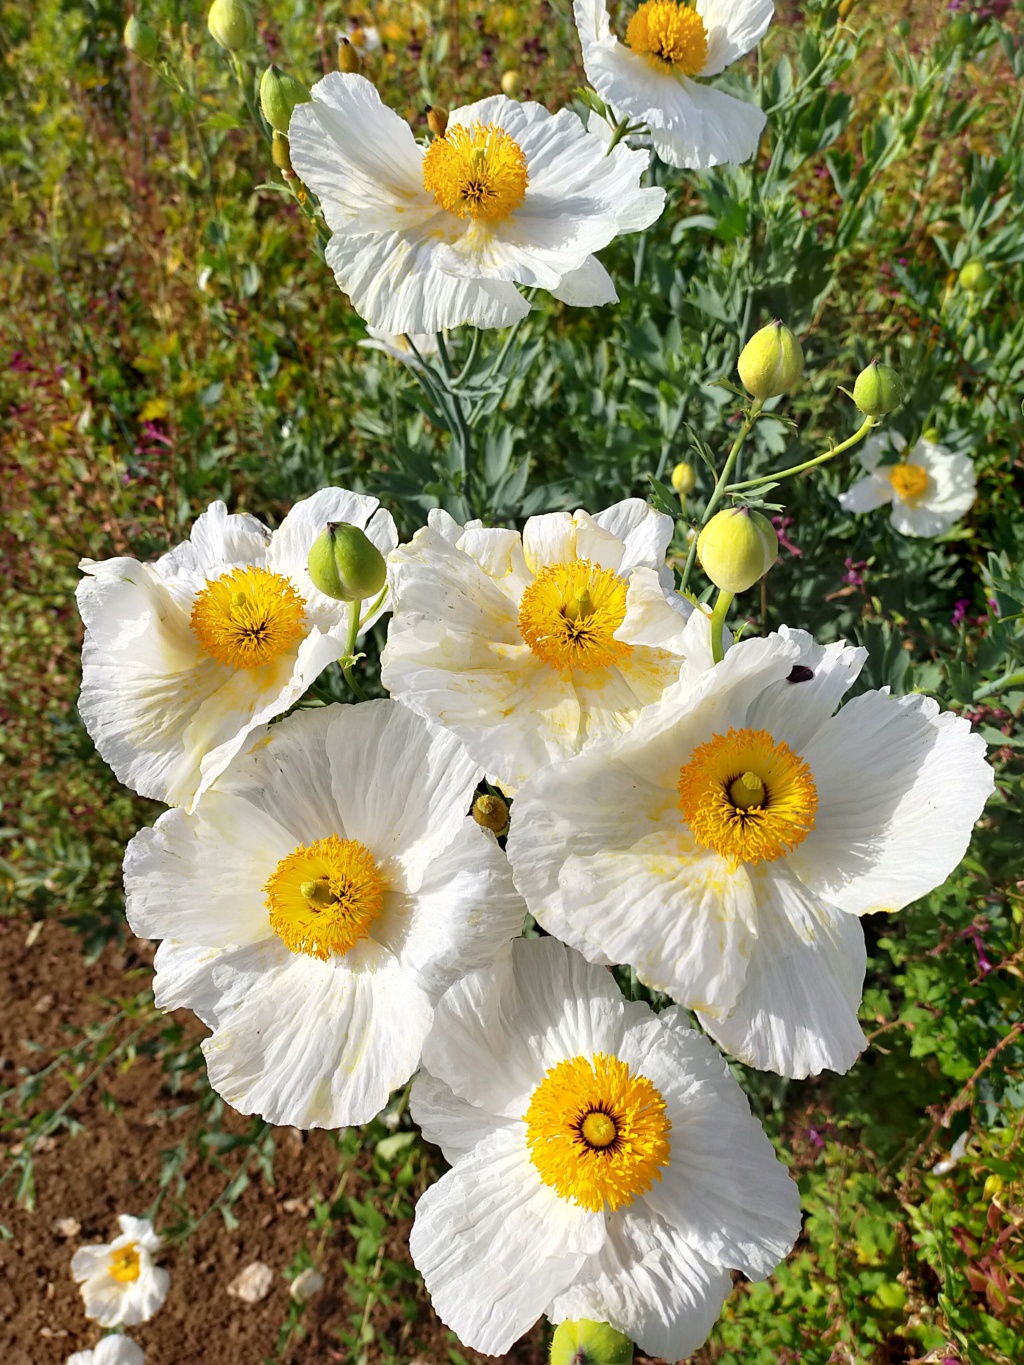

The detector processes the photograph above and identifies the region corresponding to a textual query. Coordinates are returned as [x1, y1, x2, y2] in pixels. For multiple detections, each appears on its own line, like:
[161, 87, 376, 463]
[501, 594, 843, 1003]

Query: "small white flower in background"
[409, 937, 801, 1359]
[344, 19, 380, 52]
[124, 700, 525, 1129]
[574, 0, 773, 169]
[288, 74, 665, 333]
[67, 1338, 145, 1365]
[358, 327, 440, 371]
[77, 489, 397, 810]
[839, 431, 977, 537]
[381, 499, 697, 791]
[506, 626, 993, 1079]
[71, 1216, 168, 1328]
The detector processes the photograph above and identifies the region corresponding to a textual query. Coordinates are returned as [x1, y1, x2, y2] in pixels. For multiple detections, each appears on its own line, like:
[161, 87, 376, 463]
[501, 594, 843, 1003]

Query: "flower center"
[677, 726, 817, 865]
[108, 1243, 141, 1284]
[625, 0, 709, 77]
[422, 122, 529, 222]
[889, 462, 929, 503]
[264, 835, 387, 961]
[524, 1053, 671, 1213]
[190, 566, 306, 670]
[517, 559, 632, 673]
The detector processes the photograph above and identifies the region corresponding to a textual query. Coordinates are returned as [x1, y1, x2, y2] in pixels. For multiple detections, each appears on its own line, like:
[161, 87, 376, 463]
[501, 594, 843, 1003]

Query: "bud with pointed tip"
[337, 37, 361, 73]
[958, 258, 993, 293]
[852, 360, 905, 417]
[550, 1319, 633, 1365]
[697, 507, 778, 594]
[308, 523, 387, 602]
[426, 105, 449, 138]
[260, 65, 310, 133]
[473, 793, 510, 836]
[124, 15, 159, 61]
[737, 321, 804, 401]
[670, 461, 696, 496]
[207, 0, 255, 50]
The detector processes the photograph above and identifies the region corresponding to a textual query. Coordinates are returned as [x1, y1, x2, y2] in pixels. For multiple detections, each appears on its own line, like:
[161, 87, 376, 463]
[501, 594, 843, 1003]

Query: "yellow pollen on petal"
[625, 0, 709, 77]
[524, 1053, 671, 1213]
[678, 727, 817, 865]
[190, 566, 306, 670]
[889, 462, 930, 503]
[422, 121, 529, 221]
[517, 559, 632, 673]
[108, 1243, 142, 1284]
[264, 835, 386, 961]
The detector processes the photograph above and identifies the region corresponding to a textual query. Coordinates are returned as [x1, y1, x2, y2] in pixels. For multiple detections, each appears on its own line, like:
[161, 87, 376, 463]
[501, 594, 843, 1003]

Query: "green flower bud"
[921, 427, 941, 444]
[947, 12, 973, 45]
[337, 36, 362, 73]
[737, 321, 804, 401]
[124, 15, 159, 62]
[894, 18, 911, 36]
[958, 258, 993, 293]
[271, 130, 292, 173]
[852, 360, 905, 417]
[697, 507, 778, 595]
[260, 65, 310, 133]
[550, 1319, 634, 1365]
[472, 793, 510, 836]
[207, 0, 255, 51]
[670, 461, 696, 496]
[308, 522, 387, 602]
[426, 105, 449, 138]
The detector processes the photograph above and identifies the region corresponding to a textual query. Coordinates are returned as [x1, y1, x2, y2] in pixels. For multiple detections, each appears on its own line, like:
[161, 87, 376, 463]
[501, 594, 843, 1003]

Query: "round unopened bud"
[697, 507, 778, 595]
[124, 15, 159, 61]
[550, 1319, 634, 1365]
[308, 523, 387, 602]
[260, 65, 310, 133]
[958, 258, 993, 293]
[500, 69, 521, 97]
[207, 0, 255, 50]
[921, 427, 941, 444]
[852, 360, 905, 417]
[737, 320, 804, 401]
[473, 793, 510, 836]
[947, 12, 973, 44]
[426, 105, 449, 138]
[271, 131, 292, 172]
[337, 37, 361, 73]
[670, 461, 696, 496]
[894, 17, 911, 36]
[289, 1267, 324, 1303]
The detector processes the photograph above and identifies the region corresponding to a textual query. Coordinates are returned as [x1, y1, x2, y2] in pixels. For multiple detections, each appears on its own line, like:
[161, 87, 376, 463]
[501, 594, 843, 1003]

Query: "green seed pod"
[472, 793, 510, 836]
[852, 360, 905, 417]
[207, 0, 255, 51]
[260, 64, 311, 133]
[697, 507, 778, 595]
[124, 15, 159, 62]
[737, 321, 804, 401]
[307, 523, 387, 602]
[670, 460, 696, 496]
[550, 1319, 634, 1365]
[958, 258, 993, 293]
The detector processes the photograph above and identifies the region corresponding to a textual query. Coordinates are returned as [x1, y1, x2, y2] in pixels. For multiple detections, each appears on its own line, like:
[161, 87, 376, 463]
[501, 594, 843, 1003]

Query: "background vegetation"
[1, 0, 1022, 1361]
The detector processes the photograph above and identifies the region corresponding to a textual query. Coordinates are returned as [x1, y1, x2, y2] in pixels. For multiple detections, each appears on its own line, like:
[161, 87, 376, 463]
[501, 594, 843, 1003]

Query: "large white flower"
[410, 937, 801, 1359]
[381, 499, 694, 791]
[77, 489, 397, 810]
[574, 0, 772, 169]
[67, 1339, 145, 1365]
[287, 74, 665, 333]
[507, 626, 994, 1079]
[839, 432, 977, 538]
[70, 1217, 168, 1328]
[124, 700, 525, 1128]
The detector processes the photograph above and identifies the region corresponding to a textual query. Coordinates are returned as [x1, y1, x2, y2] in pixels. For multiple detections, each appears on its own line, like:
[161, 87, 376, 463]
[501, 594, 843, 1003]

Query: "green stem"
[359, 584, 389, 630]
[679, 398, 764, 593]
[341, 597, 366, 701]
[710, 589, 735, 665]
[973, 669, 1024, 702]
[724, 415, 876, 495]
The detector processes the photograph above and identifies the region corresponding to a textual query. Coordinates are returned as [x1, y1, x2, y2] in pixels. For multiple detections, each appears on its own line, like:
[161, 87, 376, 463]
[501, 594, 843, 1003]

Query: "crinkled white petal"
[856, 429, 905, 473]
[699, 863, 867, 1077]
[696, 0, 775, 76]
[839, 472, 894, 514]
[549, 254, 619, 306]
[744, 627, 866, 753]
[649, 78, 767, 170]
[67, 1338, 146, 1365]
[410, 1067, 517, 1162]
[152, 940, 225, 1027]
[155, 500, 271, 588]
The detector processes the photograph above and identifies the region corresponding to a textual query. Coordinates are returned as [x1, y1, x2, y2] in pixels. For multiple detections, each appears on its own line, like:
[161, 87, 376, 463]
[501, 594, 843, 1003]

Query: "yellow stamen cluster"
[678, 727, 817, 865]
[422, 121, 529, 222]
[190, 566, 306, 670]
[889, 462, 930, 503]
[264, 835, 387, 961]
[524, 1053, 671, 1212]
[625, 0, 709, 77]
[518, 559, 632, 673]
[108, 1243, 142, 1284]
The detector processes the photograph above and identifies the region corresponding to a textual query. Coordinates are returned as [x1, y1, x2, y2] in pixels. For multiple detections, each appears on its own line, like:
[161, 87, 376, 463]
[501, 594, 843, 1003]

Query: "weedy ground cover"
[1, 0, 1022, 1362]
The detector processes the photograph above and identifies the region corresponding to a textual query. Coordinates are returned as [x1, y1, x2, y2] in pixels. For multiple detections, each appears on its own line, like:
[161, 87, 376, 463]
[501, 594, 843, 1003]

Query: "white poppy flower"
[77, 489, 397, 810]
[70, 1217, 168, 1328]
[67, 1338, 145, 1365]
[409, 936, 801, 1359]
[287, 74, 666, 334]
[573, 0, 773, 169]
[124, 700, 525, 1128]
[380, 499, 694, 791]
[506, 626, 993, 1079]
[839, 432, 977, 538]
